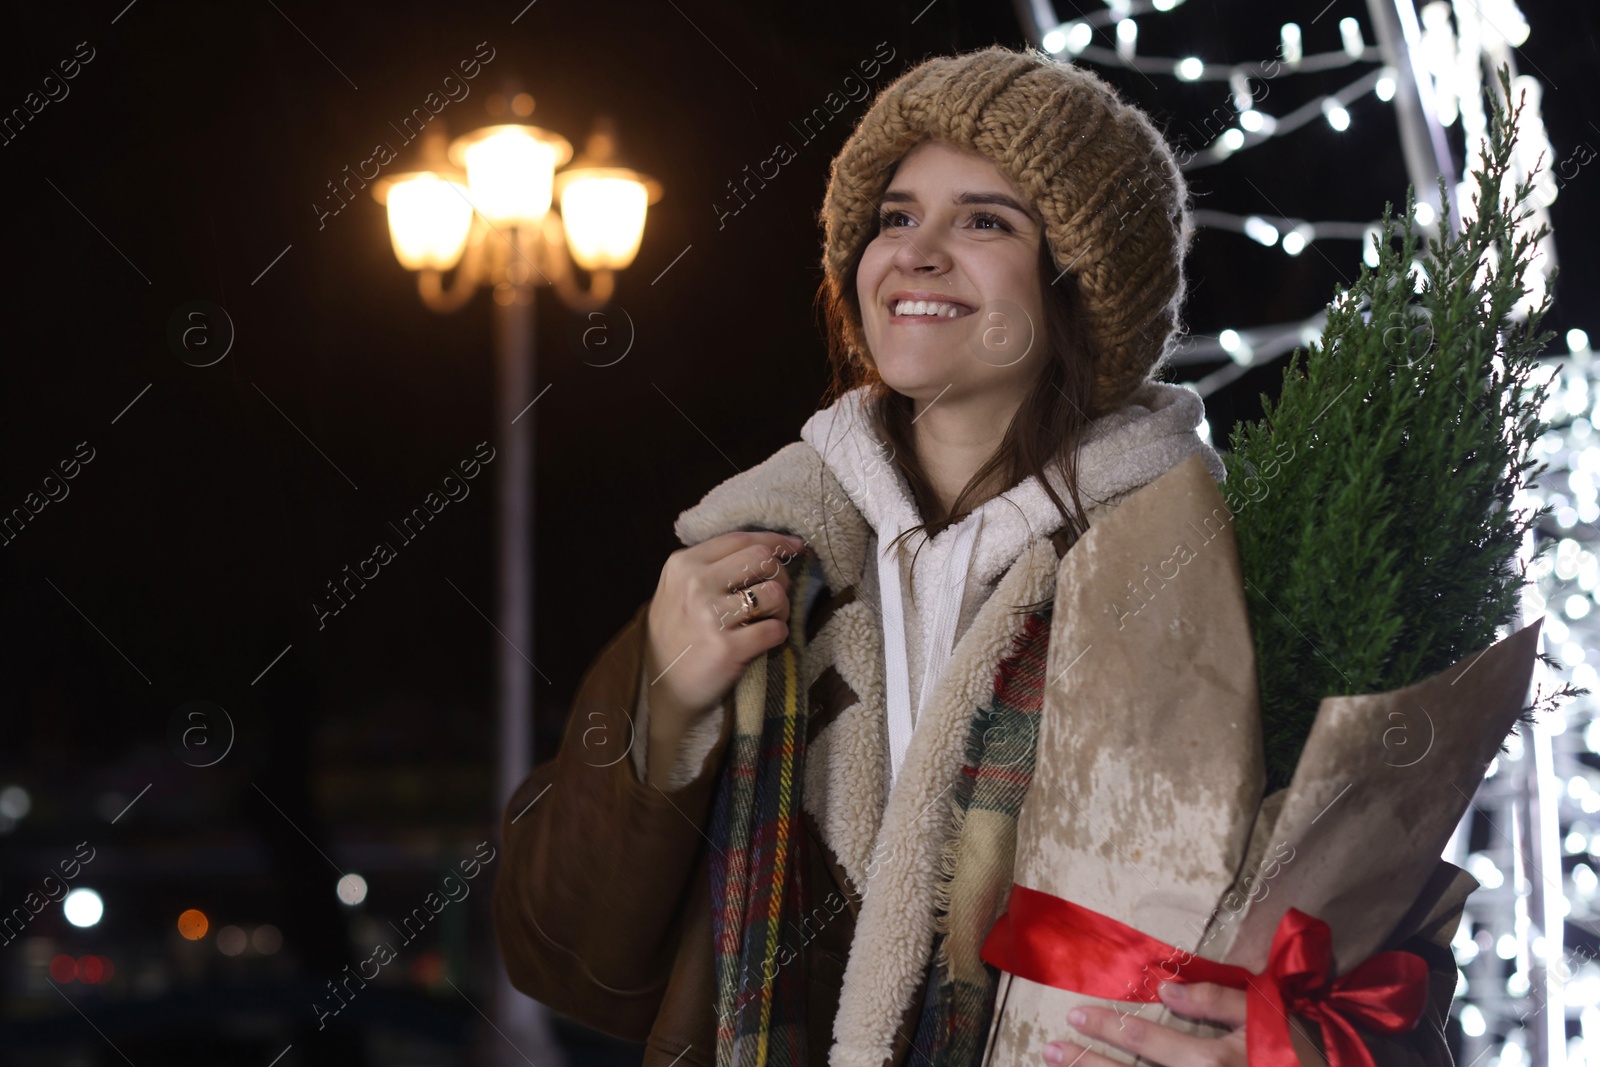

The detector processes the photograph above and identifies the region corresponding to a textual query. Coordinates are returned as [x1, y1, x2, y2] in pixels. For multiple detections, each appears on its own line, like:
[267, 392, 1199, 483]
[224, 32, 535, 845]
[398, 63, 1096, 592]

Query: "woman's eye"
[877, 209, 909, 229]
[971, 211, 1011, 232]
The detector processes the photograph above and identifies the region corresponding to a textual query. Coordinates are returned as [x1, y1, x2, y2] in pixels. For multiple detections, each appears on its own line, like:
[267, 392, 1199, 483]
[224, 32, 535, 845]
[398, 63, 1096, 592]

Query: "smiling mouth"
[887, 298, 976, 321]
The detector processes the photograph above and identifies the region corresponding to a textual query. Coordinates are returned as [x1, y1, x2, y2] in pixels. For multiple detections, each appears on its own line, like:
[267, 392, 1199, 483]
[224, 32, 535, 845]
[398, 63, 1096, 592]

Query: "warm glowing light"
[381, 173, 474, 272]
[452, 124, 571, 225]
[556, 172, 652, 271]
[177, 908, 209, 941]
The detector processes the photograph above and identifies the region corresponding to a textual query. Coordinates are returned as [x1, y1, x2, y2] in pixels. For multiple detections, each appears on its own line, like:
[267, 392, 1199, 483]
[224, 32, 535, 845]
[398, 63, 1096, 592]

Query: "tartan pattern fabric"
[915, 607, 1052, 1067]
[708, 550, 1052, 1067]
[708, 549, 828, 1067]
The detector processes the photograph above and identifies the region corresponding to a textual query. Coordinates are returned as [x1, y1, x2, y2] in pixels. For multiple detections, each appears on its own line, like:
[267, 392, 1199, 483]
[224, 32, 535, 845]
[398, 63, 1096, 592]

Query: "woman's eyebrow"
[878, 188, 1036, 218]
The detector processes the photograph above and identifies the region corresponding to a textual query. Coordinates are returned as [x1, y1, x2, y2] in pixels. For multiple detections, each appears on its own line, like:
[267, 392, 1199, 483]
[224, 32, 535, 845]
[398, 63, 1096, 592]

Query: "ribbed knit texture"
[819, 45, 1193, 417]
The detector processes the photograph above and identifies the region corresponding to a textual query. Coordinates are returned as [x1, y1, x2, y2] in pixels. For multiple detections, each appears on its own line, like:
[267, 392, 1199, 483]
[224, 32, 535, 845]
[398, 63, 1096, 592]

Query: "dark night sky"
[0, 0, 1595, 1061]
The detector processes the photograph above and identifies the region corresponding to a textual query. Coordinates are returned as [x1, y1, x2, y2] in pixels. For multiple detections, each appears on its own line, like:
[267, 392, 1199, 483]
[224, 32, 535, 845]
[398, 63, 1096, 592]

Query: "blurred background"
[0, 0, 1596, 1064]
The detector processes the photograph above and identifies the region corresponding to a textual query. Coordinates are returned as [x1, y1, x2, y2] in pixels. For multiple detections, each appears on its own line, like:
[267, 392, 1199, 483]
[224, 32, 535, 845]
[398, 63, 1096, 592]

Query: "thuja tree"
[1223, 65, 1580, 791]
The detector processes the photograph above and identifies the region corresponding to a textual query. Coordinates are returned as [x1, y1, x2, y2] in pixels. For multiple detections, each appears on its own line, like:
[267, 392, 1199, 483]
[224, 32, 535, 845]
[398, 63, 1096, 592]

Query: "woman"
[492, 46, 1457, 1067]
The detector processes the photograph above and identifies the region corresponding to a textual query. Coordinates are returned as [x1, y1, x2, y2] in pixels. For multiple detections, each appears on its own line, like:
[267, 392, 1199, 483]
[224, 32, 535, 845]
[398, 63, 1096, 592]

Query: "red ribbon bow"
[980, 884, 1430, 1067]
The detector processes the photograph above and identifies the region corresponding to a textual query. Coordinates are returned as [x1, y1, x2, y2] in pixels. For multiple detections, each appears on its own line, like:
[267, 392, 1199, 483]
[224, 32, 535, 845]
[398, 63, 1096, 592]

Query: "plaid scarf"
[708, 548, 1050, 1067]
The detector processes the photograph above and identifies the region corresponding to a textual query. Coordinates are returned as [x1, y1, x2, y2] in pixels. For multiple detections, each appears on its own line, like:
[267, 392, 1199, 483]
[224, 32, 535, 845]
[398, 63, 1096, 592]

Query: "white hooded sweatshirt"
[633, 380, 1225, 795]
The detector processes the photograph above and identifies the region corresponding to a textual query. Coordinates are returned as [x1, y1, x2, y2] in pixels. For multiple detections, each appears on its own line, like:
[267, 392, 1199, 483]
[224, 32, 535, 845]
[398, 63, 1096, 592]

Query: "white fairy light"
[1280, 23, 1302, 65]
[1175, 56, 1204, 80]
[1324, 102, 1351, 131]
[1243, 216, 1279, 246]
[1573, 330, 1592, 354]
[1363, 225, 1382, 268]
[1116, 18, 1137, 59]
[1375, 71, 1397, 101]
[1339, 17, 1366, 58]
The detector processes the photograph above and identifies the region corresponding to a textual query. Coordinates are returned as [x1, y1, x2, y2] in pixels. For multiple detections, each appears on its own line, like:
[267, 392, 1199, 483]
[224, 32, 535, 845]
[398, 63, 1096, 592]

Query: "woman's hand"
[642, 530, 807, 785]
[1043, 982, 1248, 1067]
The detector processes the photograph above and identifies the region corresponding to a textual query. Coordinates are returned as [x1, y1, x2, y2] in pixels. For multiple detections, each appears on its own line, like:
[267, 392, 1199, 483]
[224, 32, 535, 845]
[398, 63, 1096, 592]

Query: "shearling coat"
[492, 385, 1465, 1067]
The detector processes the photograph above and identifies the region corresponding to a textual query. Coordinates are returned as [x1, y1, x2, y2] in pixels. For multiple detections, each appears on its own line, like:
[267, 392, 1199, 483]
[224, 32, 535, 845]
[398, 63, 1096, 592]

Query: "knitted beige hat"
[820, 45, 1193, 416]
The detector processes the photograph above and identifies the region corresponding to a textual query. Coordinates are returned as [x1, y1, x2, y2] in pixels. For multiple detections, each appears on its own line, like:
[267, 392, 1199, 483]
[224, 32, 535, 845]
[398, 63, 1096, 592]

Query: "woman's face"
[855, 139, 1048, 408]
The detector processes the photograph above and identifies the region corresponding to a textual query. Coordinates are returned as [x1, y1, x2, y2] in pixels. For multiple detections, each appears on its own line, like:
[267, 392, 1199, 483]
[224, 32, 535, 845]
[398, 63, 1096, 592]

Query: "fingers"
[1058, 1003, 1245, 1067]
[686, 529, 806, 574]
[1159, 981, 1247, 1028]
[721, 615, 790, 663]
[1041, 1039, 1120, 1067]
[714, 578, 791, 631]
[713, 536, 805, 595]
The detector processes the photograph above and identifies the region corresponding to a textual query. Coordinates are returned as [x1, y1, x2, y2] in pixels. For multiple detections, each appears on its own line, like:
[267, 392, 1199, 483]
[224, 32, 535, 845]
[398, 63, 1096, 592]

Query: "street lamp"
[372, 98, 660, 1067]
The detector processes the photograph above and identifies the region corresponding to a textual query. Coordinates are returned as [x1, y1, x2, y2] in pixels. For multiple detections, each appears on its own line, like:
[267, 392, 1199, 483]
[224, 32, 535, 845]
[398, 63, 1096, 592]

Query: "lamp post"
[373, 96, 661, 1066]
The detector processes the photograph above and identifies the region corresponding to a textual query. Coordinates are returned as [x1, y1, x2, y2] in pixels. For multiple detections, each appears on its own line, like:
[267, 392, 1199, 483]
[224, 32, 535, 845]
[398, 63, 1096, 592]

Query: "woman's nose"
[892, 230, 953, 275]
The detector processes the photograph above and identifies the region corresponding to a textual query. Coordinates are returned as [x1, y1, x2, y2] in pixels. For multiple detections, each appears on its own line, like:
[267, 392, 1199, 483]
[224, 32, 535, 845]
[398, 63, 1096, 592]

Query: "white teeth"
[893, 299, 967, 318]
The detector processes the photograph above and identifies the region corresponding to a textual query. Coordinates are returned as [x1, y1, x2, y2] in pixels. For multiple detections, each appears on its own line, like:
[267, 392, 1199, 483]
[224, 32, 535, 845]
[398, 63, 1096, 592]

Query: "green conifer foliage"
[1222, 66, 1572, 792]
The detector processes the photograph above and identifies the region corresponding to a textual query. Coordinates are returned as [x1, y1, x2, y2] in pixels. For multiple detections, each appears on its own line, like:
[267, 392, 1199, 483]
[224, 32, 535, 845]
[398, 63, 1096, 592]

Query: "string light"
[1184, 68, 1390, 170]
[1280, 23, 1303, 66]
[1191, 209, 1417, 255]
[1242, 215, 1280, 246]
[1116, 18, 1138, 60]
[1339, 17, 1367, 59]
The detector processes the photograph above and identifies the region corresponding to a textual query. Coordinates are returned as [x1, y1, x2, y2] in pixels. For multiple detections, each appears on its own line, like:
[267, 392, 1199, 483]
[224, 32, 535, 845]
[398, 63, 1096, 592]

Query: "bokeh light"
[177, 909, 208, 941]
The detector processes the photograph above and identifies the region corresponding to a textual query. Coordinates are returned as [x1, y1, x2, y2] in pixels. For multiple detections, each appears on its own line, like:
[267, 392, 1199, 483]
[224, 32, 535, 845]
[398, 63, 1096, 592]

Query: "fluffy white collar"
[799, 381, 1226, 787]
[798, 381, 1227, 587]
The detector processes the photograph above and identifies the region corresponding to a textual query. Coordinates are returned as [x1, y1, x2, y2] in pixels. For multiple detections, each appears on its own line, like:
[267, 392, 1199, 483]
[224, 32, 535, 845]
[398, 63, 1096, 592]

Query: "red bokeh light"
[77, 955, 107, 984]
[49, 954, 76, 983]
[410, 951, 443, 986]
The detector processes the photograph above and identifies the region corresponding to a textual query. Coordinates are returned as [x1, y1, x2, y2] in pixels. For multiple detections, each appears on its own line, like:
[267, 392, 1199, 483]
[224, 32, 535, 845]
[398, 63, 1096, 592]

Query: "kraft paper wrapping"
[983, 454, 1542, 1066]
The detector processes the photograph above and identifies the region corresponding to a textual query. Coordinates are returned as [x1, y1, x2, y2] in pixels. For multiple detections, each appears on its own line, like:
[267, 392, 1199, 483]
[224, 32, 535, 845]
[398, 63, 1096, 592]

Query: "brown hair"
[812, 232, 1102, 609]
